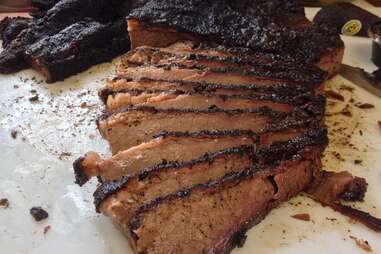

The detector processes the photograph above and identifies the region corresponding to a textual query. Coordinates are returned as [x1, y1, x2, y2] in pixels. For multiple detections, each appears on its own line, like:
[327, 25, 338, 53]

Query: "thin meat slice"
[100, 77, 314, 102]
[117, 65, 323, 89]
[120, 44, 326, 85]
[97, 105, 324, 154]
[107, 154, 319, 254]
[104, 90, 309, 113]
[74, 130, 258, 186]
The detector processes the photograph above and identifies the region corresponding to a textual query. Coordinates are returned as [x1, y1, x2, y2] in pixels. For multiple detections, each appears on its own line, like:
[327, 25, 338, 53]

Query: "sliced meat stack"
[72, 1, 372, 254]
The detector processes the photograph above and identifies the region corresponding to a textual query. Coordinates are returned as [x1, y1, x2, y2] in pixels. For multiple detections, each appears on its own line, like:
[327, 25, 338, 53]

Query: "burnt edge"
[93, 128, 327, 211]
[73, 157, 89, 187]
[152, 129, 259, 143]
[93, 145, 255, 211]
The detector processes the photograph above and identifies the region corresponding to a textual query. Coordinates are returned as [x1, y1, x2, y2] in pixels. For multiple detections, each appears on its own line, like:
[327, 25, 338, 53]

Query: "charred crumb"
[378, 121, 381, 132]
[29, 94, 39, 102]
[325, 90, 344, 101]
[341, 177, 368, 202]
[11, 129, 18, 139]
[0, 198, 10, 208]
[43, 225, 51, 234]
[291, 213, 311, 221]
[355, 103, 375, 109]
[340, 85, 355, 92]
[349, 236, 372, 252]
[58, 152, 72, 160]
[30, 207, 49, 221]
[354, 159, 362, 165]
[341, 106, 352, 117]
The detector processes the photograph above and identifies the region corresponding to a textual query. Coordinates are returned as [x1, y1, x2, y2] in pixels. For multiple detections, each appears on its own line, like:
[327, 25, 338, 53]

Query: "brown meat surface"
[97, 106, 321, 154]
[74, 130, 258, 185]
[119, 157, 318, 254]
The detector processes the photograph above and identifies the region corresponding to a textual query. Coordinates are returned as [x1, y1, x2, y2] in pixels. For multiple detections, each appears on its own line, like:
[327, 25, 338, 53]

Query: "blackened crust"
[73, 157, 90, 187]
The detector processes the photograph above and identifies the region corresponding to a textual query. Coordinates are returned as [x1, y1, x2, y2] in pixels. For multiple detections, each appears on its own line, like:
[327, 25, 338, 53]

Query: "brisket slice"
[75, 128, 326, 185]
[103, 89, 321, 114]
[74, 130, 258, 186]
[101, 77, 314, 101]
[24, 19, 129, 83]
[127, 0, 343, 62]
[97, 105, 324, 154]
[117, 64, 322, 89]
[120, 155, 320, 254]
[0, 17, 32, 48]
[120, 44, 327, 85]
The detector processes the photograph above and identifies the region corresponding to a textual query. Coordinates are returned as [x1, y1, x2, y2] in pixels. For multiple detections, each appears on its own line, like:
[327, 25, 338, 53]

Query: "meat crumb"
[43, 225, 51, 234]
[0, 198, 10, 208]
[11, 130, 18, 139]
[29, 94, 39, 102]
[291, 213, 311, 221]
[30, 207, 49, 221]
[350, 236, 372, 252]
[356, 103, 375, 109]
[325, 90, 345, 101]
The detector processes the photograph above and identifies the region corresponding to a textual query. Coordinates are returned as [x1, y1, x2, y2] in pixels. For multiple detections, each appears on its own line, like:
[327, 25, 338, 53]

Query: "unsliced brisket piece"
[127, 0, 344, 75]
[74, 130, 259, 186]
[24, 20, 130, 83]
[0, 17, 32, 48]
[102, 148, 321, 254]
[0, 0, 123, 74]
[97, 103, 324, 154]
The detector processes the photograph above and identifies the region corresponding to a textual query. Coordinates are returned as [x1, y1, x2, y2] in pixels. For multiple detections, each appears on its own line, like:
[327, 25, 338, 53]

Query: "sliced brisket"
[97, 104, 324, 154]
[112, 153, 320, 253]
[75, 128, 327, 185]
[74, 130, 258, 186]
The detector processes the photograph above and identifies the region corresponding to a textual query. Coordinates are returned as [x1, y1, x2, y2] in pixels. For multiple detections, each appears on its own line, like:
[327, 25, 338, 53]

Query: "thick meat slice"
[101, 153, 319, 254]
[97, 105, 323, 154]
[101, 77, 314, 102]
[24, 20, 129, 83]
[95, 145, 256, 226]
[119, 45, 327, 85]
[74, 130, 258, 185]
[76, 128, 327, 186]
